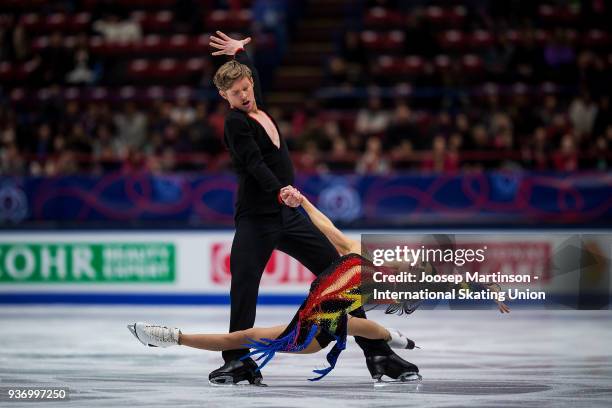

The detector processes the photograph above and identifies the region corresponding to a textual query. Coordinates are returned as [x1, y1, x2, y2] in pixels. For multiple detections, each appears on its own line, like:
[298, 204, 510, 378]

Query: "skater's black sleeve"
[234, 49, 264, 109]
[225, 115, 283, 193]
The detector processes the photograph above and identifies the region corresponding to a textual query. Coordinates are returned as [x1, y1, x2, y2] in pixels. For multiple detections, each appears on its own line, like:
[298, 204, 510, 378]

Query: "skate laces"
[146, 324, 177, 344]
[387, 328, 417, 350]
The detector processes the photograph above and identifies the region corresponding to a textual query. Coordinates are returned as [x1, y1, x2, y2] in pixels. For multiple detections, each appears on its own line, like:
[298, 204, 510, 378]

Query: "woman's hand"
[496, 301, 511, 314]
[487, 283, 510, 314]
[210, 30, 251, 56]
[280, 186, 303, 207]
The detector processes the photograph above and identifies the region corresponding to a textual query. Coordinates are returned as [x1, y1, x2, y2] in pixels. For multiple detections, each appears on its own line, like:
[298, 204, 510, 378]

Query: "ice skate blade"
[208, 376, 268, 387]
[127, 323, 147, 347]
[373, 373, 422, 387]
[127, 323, 159, 347]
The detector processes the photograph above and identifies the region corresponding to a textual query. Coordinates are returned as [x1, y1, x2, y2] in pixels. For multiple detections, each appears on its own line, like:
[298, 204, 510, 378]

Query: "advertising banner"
[1, 232, 609, 305]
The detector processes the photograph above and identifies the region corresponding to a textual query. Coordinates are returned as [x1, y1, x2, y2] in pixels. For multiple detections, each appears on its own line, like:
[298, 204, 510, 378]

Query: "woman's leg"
[347, 316, 391, 341]
[179, 325, 287, 351]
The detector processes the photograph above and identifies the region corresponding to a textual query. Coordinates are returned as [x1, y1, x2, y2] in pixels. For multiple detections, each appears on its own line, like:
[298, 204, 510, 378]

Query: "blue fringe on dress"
[240, 323, 319, 372]
[240, 323, 348, 381]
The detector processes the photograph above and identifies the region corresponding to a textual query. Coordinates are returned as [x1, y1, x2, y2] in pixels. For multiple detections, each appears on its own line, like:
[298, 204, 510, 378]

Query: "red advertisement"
[210, 242, 317, 286]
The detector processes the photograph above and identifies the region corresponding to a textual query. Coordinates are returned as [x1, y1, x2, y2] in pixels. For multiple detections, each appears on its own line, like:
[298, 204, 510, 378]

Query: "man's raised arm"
[210, 31, 264, 109]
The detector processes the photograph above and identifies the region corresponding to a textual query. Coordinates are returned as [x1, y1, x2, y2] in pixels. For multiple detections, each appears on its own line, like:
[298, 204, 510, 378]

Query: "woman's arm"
[300, 195, 360, 255]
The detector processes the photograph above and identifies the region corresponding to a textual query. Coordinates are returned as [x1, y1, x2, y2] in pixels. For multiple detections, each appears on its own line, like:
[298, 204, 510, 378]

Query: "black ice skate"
[366, 352, 422, 384]
[208, 357, 267, 386]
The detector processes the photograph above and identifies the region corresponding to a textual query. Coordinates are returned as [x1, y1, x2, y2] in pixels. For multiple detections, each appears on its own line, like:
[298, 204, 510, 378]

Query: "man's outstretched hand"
[280, 186, 303, 207]
[210, 31, 251, 56]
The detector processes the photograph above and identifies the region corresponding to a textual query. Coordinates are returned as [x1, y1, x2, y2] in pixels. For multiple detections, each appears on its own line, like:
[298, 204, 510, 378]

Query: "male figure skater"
[209, 31, 418, 385]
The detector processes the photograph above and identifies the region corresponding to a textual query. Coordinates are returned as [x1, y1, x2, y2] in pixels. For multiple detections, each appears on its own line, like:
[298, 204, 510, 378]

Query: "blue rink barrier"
[1, 292, 607, 308]
[0, 293, 301, 305]
[1, 171, 611, 227]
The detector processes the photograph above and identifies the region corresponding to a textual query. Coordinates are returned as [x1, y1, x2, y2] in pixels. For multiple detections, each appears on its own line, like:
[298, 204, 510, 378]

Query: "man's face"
[220, 76, 256, 113]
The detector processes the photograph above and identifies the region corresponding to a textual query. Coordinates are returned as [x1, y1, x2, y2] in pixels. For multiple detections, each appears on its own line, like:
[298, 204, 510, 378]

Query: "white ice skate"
[127, 322, 180, 348]
[386, 328, 418, 350]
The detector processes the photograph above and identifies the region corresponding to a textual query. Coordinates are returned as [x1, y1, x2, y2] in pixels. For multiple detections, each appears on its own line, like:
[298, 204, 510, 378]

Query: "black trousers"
[222, 206, 392, 362]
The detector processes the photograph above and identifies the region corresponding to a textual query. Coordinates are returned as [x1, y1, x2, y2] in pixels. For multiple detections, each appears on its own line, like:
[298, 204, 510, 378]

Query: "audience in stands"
[0, 0, 610, 175]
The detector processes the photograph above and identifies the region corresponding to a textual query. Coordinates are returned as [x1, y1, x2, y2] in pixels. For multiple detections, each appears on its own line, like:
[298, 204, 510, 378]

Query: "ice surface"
[0, 306, 611, 407]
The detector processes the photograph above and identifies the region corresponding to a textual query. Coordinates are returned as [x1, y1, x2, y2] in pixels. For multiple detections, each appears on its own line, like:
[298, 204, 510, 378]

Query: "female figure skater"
[129, 186, 423, 382]
[129, 189, 508, 382]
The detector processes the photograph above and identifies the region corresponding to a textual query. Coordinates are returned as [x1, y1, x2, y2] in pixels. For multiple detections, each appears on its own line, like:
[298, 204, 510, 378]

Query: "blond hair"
[213, 60, 253, 91]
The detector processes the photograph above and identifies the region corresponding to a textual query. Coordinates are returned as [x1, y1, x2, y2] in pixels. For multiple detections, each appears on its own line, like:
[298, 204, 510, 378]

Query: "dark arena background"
[0, 1, 611, 407]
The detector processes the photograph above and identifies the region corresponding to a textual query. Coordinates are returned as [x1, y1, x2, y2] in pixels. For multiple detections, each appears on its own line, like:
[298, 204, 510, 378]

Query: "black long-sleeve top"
[223, 49, 294, 220]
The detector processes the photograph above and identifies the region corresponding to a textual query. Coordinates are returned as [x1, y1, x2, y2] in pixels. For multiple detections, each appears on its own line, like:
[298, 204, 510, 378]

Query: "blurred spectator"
[0, 15, 29, 62]
[93, 13, 142, 43]
[491, 113, 514, 149]
[299, 118, 333, 152]
[547, 113, 569, 147]
[33, 123, 54, 163]
[356, 136, 389, 174]
[65, 124, 93, 172]
[1, 142, 25, 175]
[113, 102, 147, 152]
[208, 101, 228, 140]
[92, 124, 123, 173]
[325, 56, 351, 87]
[66, 35, 96, 85]
[0, 117, 24, 175]
[149, 101, 173, 135]
[355, 96, 390, 137]
[462, 124, 491, 169]
[430, 111, 454, 139]
[384, 103, 420, 151]
[522, 126, 550, 170]
[296, 140, 323, 173]
[327, 136, 355, 172]
[66, 48, 96, 84]
[187, 102, 222, 155]
[553, 134, 578, 172]
[569, 91, 598, 137]
[389, 139, 415, 170]
[591, 134, 609, 170]
[421, 135, 458, 173]
[158, 147, 177, 172]
[291, 100, 320, 139]
[538, 95, 562, 127]
[455, 113, 471, 142]
[170, 96, 196, 127]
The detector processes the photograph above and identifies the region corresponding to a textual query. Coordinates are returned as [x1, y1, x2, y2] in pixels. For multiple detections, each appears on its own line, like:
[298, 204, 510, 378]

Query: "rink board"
[0, 231, 610, 304]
